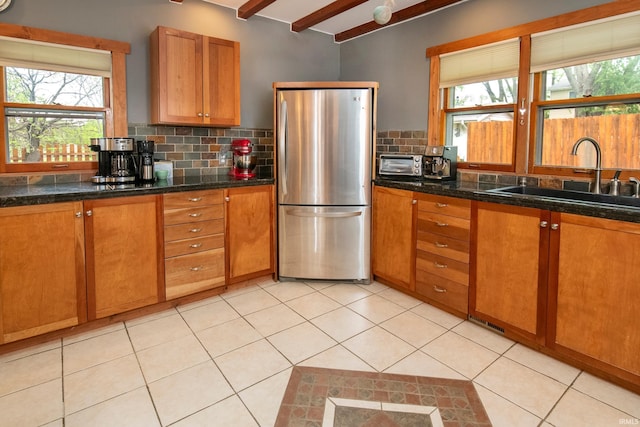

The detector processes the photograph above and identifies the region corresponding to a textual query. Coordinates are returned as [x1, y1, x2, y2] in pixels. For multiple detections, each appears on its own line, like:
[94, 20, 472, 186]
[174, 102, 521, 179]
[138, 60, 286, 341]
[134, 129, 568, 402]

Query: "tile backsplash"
[0, 125, 274, 186]
[0, 127, 610, 193]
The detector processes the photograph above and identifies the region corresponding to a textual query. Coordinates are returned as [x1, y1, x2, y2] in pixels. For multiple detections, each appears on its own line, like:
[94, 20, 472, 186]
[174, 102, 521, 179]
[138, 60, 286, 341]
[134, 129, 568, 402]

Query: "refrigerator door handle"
[278, 98, 288, 197]
[286, 209, 363, 218]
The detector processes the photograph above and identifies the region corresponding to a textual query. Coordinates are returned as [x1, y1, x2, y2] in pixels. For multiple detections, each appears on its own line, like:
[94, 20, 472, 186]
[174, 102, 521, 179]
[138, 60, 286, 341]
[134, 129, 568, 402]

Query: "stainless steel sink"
[488, 186, 640, 208]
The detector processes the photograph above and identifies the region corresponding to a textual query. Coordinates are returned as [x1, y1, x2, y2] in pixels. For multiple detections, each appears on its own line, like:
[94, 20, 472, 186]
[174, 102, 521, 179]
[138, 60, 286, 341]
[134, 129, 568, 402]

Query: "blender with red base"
[229, 139, 257, 178]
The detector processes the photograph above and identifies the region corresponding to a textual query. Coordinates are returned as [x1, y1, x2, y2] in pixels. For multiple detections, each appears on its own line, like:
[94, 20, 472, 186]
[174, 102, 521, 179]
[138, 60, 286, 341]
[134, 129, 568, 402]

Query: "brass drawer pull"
[190, 266, 204, 271]
[434, 261, 448, 268]
[189, 213, 202, 218]
[189, 243, 203, 249]
[435, 242, 448, 248]
[189, 228, 202, 233]
[189, 197, 202, 202]
[435, 221, 448, 227]
[433, 285, 447, 293]
[435, 202, 448, 208]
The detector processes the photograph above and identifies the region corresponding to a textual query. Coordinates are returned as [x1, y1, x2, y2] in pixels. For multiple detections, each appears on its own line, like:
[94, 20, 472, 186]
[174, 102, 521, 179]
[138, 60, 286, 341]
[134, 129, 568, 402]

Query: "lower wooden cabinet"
[0, 202, 87, 343]
[415, 193, 470, 316]
[84, 195, 163, 320]
[549, 213, 640, 384]
[226, 185, 274, 284]
[470, 201, 547, 344]
[372, 186, 416, 290]
[163, 189, 226, 299]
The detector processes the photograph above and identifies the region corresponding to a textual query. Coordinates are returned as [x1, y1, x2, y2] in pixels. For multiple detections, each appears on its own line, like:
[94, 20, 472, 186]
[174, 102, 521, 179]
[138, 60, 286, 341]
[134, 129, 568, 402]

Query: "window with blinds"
[439, 39, 520, 166]
[0, 37, 112, 168]
[0, 25, 130, 174]
[428, 3, 640, 176]
[531, 11, 640, 173]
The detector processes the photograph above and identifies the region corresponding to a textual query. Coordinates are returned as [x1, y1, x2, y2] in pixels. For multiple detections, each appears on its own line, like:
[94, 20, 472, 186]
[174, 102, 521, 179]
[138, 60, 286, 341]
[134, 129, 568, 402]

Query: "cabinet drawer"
[415, 273, 468, 314]
[416, 251, 469, 285]
[165, 248, 225, 299]
[417, 194, 470, 219]
[164, 219, 224, 242]
[164, 205, 224, 226]
[417, 211, 470, 240]
[417, 231, 469, 263]
[163, 190, 223, 209]
[164, 234, 224, 258]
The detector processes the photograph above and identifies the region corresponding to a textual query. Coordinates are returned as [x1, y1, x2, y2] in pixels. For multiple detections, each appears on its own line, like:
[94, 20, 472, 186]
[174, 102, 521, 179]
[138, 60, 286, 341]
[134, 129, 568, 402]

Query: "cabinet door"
[471, 201, 548, 343]
[549, 213, 640, 379]
[150, 26, 204, 125]
[226, 185, 274, 283]
[204, 36, 240, 126]
[0, 202, 86, 343]
[372, 186, 416, 290]
[85, 195, 163, 319]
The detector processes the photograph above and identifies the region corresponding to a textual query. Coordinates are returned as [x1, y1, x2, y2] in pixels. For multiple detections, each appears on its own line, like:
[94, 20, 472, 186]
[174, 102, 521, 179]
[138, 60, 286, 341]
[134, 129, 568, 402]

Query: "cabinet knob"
[435, 221, 448, 227]
[189, 228, 202, 233]
[189, 243, 202, 249]
[190, 266, 204, 272]
[411, 199, 417, 205]
[75, 211, 82, 218]
[551, 223, 559, 230]
[197, 112, 204, 117]
[188, 197, 202, 202]
[204, 113, 210, 118]
[86, 210, 93, 217]
[225, 196, 230, 202]
[434, 261, 448, 269]
[189, 213, 202, 218]
[433, 285, 447, 293]
[435, 202, 448, 208]
[540, 221, 548, 228]
[434, 241, 448, 248]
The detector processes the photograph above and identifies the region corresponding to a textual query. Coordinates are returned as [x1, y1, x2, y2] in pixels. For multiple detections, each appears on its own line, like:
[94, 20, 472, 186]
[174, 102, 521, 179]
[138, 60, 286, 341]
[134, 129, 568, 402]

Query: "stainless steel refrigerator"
[274, 82, 377, 283]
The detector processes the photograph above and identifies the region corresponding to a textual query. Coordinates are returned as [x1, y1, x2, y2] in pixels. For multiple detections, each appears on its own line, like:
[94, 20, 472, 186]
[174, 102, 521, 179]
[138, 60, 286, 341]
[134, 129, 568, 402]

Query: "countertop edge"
[374, 178, 640, 224]
[0, 177, 275, 208]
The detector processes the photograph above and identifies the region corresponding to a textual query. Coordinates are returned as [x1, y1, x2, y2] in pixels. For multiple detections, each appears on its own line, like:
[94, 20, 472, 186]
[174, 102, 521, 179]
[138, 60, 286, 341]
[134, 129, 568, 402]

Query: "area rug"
[275, 366, 492, 427]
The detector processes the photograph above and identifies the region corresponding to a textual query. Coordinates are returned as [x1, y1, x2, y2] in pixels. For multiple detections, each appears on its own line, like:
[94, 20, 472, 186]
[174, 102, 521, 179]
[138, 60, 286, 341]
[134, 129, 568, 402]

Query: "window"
[5, 67, 106, 165]
[438, 39, 520, 168]
[530, 12, 640, 174]
[427, 3, 640, 177]
[0, 25, 130, 173]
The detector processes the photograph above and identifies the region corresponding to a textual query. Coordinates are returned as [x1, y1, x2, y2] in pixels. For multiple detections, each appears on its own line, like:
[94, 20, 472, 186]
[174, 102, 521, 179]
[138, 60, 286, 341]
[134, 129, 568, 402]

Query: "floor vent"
[468, 315, 505, 334]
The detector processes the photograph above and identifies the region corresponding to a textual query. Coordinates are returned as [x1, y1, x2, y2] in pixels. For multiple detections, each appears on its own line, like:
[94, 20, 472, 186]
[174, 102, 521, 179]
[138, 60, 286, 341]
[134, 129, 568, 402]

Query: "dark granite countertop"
[374, 178, 640, 224]
[0, 175, 275, 208]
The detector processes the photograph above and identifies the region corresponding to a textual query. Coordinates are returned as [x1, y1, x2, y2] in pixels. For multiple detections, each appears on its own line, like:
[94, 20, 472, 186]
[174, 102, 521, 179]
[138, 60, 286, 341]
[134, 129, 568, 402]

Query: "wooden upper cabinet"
[226, 185, 274, 283]
[0, 202, 86, 344]
[150, 26, 240, 127]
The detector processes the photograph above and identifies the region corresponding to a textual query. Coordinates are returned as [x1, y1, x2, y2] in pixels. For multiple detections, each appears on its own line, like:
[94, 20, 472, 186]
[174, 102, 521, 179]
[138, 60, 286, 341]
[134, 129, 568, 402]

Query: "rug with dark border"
[275, 366, 492, 427]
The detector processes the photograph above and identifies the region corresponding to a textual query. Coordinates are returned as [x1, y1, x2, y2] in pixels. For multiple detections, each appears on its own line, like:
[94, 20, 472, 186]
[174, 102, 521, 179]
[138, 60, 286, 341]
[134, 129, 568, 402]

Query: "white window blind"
[0, 36, 111, 77]
[530, 11, 640, 73]
[439, 38, 520, 88]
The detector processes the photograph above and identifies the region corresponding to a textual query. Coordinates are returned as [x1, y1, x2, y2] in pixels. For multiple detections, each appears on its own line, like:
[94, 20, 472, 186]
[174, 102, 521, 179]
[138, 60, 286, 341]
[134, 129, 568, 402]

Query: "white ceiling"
[202, 0, 431, 37]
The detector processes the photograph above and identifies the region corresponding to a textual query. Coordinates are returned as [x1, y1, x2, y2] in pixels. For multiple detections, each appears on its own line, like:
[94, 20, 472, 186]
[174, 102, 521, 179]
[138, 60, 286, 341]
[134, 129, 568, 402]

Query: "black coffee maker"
[90, 138, 137, 184]
[423, 145, 457, 181]
[136, 140, 155, 182]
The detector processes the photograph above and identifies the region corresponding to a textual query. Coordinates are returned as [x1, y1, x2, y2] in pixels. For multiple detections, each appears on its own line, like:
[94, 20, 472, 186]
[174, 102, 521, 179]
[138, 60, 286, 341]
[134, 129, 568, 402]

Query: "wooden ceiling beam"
[292, 0, 368, 33]
[237, 0, 276, 19]
[335, 0, 465, 42]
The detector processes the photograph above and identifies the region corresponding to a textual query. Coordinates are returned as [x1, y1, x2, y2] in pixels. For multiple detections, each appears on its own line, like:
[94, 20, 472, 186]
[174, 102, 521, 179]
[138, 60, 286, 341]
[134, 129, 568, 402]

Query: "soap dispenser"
[609, 170, 621, 196]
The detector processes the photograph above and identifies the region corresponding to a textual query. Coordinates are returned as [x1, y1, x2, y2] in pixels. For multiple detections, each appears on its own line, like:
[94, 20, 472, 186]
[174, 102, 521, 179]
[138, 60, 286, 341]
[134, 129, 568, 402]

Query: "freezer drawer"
[278, 205, 370, 282]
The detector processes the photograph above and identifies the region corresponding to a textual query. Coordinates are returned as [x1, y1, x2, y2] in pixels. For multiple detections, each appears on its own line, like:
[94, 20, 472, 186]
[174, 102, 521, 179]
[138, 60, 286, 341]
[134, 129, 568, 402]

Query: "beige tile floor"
[1, 279, 639, 426]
